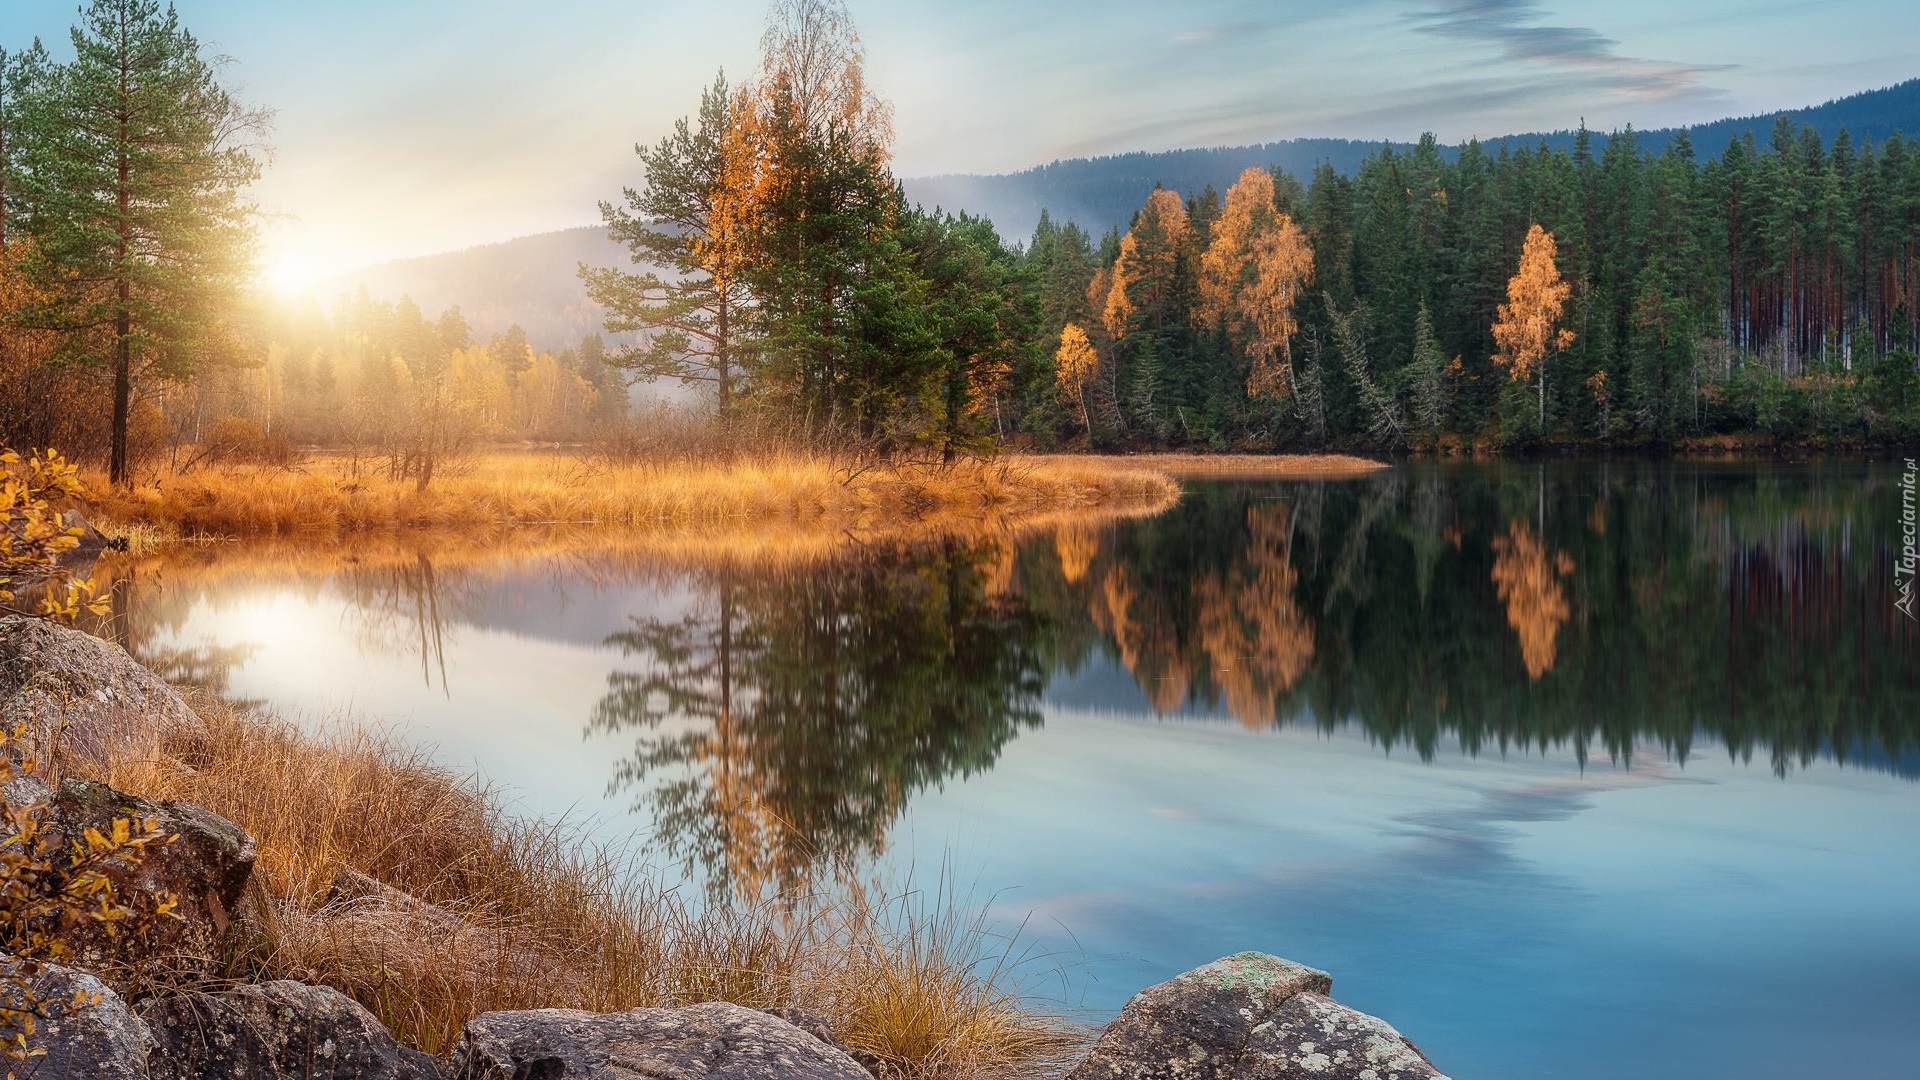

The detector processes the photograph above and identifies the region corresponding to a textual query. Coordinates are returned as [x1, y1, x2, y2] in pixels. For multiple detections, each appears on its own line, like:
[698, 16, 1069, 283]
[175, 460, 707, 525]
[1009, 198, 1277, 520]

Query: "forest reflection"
[92, 463, 1920, 901]
[590, 538, 1047, 901]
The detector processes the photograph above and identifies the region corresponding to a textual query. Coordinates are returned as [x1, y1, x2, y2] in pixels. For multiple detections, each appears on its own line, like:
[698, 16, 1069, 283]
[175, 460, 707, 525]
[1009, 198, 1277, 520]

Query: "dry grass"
[1038, 453, 1390, 478]
[96, 695, 1084, 1076]
[84, 450, 1179, 541]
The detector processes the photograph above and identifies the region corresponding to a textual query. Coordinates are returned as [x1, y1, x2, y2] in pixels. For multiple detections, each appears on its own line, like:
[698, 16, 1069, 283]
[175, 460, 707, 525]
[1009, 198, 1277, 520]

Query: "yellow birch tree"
[1492, 224, 1576, 429]
[1054, 322, 1098, 433]
[1196, 168, 1313, 400]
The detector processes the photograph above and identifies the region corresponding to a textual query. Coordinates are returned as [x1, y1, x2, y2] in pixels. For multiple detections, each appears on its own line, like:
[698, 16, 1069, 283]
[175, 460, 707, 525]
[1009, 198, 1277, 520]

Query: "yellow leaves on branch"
[1490, 519, 1576, 680]
[1492, 224, 1575, 385]
[1196, 168, 1314, 400]
[0, 449, 110, 621]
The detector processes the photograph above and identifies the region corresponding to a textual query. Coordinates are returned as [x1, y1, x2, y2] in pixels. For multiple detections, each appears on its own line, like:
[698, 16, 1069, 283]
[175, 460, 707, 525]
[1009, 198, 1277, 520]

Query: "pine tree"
[581, 73, 753, 419]
[12, 0, 263, 486]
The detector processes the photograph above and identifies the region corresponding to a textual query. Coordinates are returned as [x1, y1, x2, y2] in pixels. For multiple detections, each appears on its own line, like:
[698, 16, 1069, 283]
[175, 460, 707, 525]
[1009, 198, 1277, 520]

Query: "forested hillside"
[910, 79, 1920, 242]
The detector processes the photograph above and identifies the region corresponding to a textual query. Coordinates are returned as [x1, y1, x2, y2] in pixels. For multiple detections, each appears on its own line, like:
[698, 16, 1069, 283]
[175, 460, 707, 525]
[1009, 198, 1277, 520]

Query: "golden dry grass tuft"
[85, 450, 1180, 541]
[99, 695, 1084, 1077]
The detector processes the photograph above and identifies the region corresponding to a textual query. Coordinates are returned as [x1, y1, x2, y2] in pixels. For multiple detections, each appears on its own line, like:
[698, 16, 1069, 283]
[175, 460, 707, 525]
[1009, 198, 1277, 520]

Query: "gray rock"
[1067, 952, 1448, 1080]
[0, 953, 153, 1080]
[142, 980, 441, 1080]
[448, 1000, 871, 1080]
[40, 778, 257, 978]
[0, 615, 200, 776]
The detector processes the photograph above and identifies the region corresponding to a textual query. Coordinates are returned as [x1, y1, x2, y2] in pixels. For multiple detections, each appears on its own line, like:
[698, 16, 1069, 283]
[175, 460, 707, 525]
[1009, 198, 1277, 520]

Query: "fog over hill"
[326, 78, 1918, 351]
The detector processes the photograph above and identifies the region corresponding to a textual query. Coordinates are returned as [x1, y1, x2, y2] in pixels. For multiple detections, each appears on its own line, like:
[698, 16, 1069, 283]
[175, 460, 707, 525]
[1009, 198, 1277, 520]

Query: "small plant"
[1, 448, 111, 621]
[0, 721, 177, 1077]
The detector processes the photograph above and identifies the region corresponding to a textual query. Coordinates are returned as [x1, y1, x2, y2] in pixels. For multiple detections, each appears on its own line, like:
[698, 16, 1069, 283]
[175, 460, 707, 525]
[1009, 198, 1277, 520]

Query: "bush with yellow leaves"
[1, 448, 110, 621]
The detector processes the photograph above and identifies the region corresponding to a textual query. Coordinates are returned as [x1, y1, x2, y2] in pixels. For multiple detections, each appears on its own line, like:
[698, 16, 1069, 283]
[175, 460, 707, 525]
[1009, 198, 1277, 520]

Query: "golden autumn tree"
[1054, 322, 1098, 433]
[1493, 224, 1576, 429]
[1490, 519, 1576, 680]
[1103, 188, 1191, 340]
[1196, 168, 1314, 400]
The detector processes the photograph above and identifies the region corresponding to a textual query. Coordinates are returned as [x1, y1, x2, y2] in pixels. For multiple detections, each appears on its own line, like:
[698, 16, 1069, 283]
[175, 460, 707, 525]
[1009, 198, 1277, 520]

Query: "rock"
[0, 615, 200, 776]
[448, 1000, 871, 1080]
[1066, 952, 1448, 1080]
[0, 953, 153, 1080]
[758, 1007, 880, 1077]
[39, 778, 256, 978]
[59, 509, 113, 558]
[142, 980, 441, 1080]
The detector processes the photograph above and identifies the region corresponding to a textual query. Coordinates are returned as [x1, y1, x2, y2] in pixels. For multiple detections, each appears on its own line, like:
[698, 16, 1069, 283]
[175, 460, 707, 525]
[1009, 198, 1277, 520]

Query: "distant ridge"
[905, 78, 1920, 243]
[328, 79, 1918, 351]
[325, 226, 630, 351]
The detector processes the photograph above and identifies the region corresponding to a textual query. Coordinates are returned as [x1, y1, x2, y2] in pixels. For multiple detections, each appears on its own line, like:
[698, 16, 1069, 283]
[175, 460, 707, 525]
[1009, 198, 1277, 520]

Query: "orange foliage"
[1196, 168, 1313, 400]
[1492, 224, 1575, 386]
[1053, 526, 1097, 585]
[1103, 188, 1191, 341]
[1054, 322, 1098, 432]
[1489, 519, 1576, 680]
[1192, 503, 1314, 728]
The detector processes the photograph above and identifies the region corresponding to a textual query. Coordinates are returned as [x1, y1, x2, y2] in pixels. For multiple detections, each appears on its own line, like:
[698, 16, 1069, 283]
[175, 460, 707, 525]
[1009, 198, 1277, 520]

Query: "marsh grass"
[95, 696, 1085, 1076]
[85, 450, 1179, 541]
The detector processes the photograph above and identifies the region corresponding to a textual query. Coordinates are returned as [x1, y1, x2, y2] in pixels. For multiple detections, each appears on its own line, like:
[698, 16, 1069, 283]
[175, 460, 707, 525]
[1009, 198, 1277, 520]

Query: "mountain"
[325, 226, 632, 351]
[905, 78, 1920, 244]
[324, 79, 1918, 348]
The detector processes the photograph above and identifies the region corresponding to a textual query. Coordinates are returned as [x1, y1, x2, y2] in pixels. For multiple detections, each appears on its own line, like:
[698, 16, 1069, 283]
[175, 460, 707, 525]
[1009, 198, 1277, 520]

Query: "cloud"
[1411, 0, 1731, 102]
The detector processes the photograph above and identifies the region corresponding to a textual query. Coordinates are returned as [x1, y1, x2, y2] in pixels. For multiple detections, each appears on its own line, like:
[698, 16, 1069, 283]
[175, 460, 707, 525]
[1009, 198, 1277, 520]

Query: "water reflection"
[1031, 463, 1920, 776]
[93, 462, 1920, 900]
[589, 540, 1050, 900]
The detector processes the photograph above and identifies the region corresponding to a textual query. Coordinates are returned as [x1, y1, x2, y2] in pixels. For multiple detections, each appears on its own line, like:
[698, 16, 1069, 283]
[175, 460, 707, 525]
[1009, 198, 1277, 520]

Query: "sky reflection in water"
[110, 462, 1920, 1080]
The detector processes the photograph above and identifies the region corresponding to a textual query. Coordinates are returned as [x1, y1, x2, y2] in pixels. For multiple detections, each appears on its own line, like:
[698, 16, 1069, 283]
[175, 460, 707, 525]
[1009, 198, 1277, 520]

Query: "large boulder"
[0, 615, 199, 775]
[448, 1000, 871, 1080]
[0, 953, 152, 1080]
[18, 778, 256, 978]
[1066, 952, 1448, 1080]
[142, 980, 441, 1080]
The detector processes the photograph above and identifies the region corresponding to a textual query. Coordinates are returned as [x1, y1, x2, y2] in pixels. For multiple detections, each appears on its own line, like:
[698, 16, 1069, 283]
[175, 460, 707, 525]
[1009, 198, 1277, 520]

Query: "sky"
[5, 0, 1916, 289]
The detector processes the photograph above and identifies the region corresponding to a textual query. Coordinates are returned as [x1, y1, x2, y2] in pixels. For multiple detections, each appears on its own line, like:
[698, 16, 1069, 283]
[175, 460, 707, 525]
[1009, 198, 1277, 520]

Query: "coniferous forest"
[4, 0, 1919, 478]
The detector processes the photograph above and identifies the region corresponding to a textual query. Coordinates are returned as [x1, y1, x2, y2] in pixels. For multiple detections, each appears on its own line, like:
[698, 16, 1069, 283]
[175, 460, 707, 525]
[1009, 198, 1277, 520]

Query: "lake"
[102, 461, 1920, 1079]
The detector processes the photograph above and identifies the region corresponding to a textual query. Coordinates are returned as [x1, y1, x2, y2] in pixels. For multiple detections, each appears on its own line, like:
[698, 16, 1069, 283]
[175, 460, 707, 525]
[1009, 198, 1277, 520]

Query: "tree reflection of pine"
[592, 539, 1049, 902]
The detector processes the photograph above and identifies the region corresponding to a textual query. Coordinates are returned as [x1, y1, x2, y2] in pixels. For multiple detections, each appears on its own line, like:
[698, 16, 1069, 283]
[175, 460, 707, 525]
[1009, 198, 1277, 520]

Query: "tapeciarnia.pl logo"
[1900, 458, 1917, 621]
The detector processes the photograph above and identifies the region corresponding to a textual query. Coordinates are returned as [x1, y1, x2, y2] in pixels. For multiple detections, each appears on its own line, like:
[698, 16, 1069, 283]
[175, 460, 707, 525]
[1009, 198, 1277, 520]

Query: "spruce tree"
[13, 0, 262, 486]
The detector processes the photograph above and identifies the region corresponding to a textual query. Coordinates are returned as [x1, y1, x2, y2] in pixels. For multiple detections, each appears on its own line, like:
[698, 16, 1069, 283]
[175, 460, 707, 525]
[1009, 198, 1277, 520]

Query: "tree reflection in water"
[591, 538, 1050, 901]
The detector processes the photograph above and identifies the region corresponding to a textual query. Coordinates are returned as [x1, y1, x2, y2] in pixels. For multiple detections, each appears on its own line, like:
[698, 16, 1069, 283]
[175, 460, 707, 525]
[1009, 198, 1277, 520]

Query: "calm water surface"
[106, 462, 1920, 1079]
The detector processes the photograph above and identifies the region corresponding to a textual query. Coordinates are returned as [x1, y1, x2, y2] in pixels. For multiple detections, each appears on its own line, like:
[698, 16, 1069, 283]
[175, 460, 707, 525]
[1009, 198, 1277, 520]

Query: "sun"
[256, 248, 335, 297]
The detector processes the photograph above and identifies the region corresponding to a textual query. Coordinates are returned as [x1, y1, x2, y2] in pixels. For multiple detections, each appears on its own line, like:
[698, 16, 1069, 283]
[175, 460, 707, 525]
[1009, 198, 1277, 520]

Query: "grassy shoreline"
[81, 450, 1394, 544]
[65, 682, 1082, 1077]
[85, 452, 1182, 541]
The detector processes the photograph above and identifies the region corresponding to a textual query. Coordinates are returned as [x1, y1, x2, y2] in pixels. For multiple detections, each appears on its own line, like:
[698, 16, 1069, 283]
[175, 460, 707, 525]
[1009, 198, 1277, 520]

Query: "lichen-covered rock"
[0, 953, 152, 1080]
[40, 778, 256, 977]
[1244, 989, 1447, 1079]
[1067, 952, 1447, 1080]
[142, 980, 441, 1080]
[0, 615, 199, 774]
[448, 1000, 871, 1080]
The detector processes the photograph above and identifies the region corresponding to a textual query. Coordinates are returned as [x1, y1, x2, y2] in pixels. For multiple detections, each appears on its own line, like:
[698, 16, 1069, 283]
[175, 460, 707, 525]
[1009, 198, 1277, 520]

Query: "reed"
[96, 695, 1084, 1076]
[85, 450, 1180, 541]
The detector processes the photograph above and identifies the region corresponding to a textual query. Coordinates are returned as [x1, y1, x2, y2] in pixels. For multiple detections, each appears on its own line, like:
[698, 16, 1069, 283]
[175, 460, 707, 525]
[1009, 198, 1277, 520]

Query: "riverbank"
[10, 619, 1080, 1075]
[81, 450, 1402, 544]
[84, 452, 1182, 542]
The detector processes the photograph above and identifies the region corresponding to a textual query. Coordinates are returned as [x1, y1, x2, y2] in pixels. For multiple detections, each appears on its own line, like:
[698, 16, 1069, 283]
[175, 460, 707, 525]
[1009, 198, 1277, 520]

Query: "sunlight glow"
[257, 248, 337, 297]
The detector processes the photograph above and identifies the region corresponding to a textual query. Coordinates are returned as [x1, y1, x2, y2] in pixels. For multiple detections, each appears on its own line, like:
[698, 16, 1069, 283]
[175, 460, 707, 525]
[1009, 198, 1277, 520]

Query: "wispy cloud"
[1412, 0, 1731, 101]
